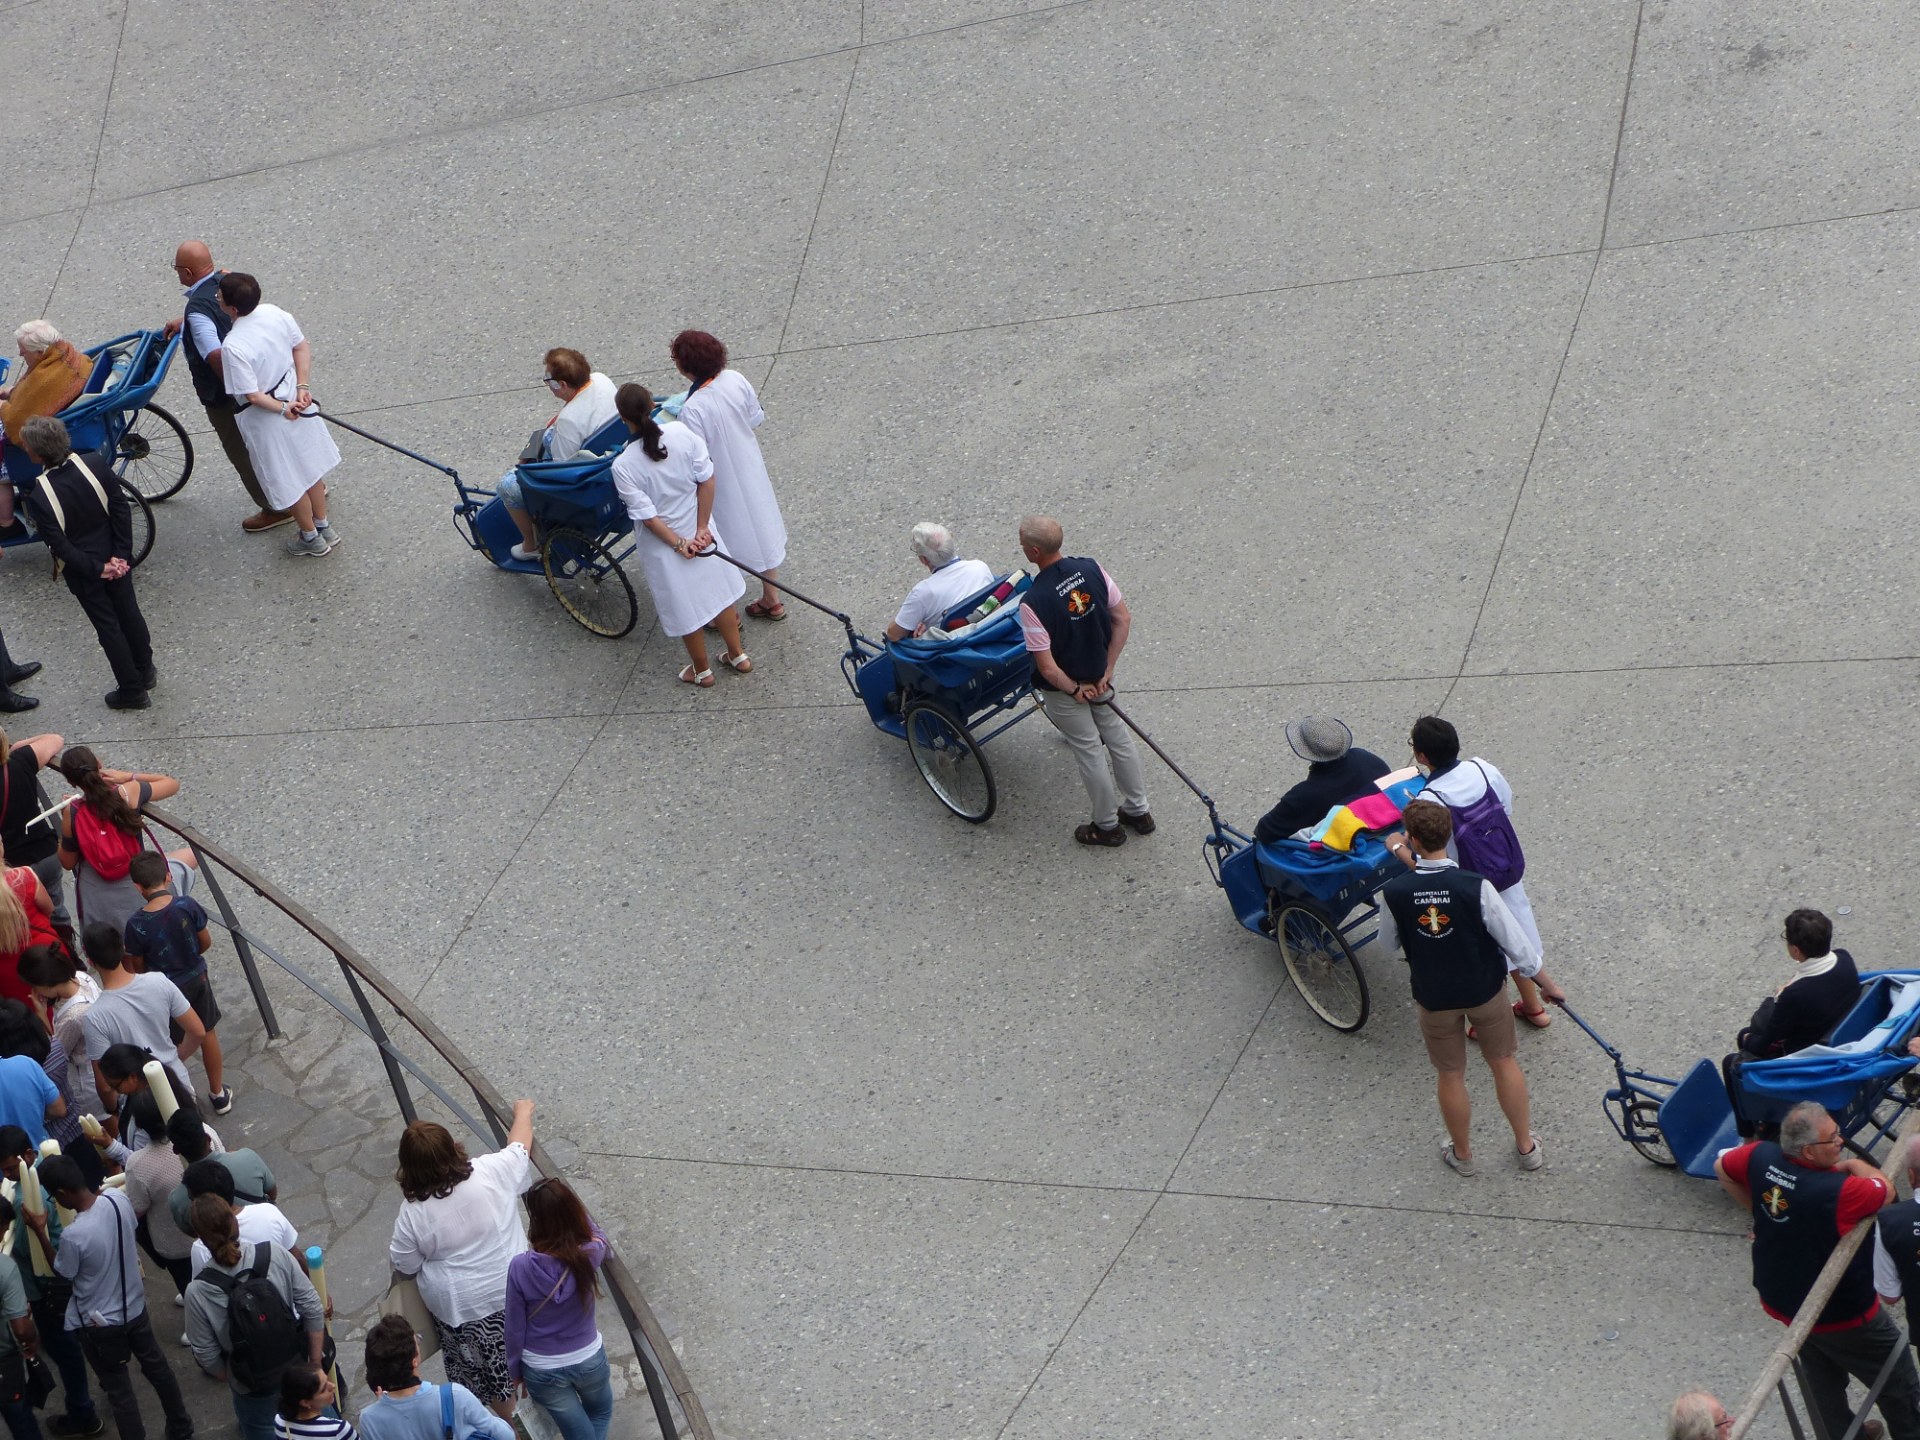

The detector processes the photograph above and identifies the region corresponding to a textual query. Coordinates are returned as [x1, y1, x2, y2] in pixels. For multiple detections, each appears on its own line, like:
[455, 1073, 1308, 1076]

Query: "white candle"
[142, 1061, 179, 1121]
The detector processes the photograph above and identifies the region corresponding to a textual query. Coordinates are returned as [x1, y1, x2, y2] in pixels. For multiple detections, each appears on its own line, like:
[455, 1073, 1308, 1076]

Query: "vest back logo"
[1065, 589, 1094, 617]
[1417, 904, 1451, 938]
[1760, 1184, 1791, 1221]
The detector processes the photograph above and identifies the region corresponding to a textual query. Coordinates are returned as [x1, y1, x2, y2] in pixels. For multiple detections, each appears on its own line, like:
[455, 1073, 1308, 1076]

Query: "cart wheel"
[114, 404, 194, 502]
[1625, 1099, 1677, 1167]
[119, 480, 156, 570]
[541, 529, 637, 638]
[902, 701, 995, 822]
[1271, 896, 1369, 1032]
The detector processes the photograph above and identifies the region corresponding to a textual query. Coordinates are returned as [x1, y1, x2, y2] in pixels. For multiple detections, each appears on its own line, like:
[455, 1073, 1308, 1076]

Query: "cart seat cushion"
[933, 571, 1033, 643]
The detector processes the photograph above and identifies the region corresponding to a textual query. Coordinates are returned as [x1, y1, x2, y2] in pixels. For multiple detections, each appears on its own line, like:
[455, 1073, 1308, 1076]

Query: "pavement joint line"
[763, 47, 862, 398]
[38, 0, 128, 315]
[60, 650, 1920, 749]
[408, 632, 657, 1002]
[76, 1, 1104, 217]
[575, 1146, 1746, 1241]
[1436, 0, 1645, 718]
[1602, 199, 1920, 255]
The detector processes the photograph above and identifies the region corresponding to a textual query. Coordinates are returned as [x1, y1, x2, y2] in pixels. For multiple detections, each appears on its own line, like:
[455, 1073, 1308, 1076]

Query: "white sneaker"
[509, 542, 538, 562]
[173, 1292, 184, 1307]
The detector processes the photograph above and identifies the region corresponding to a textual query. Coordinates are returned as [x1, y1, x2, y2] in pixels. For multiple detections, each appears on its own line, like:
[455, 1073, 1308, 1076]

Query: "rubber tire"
[1272, 896, 1370, 1032]
[902, 700, 995, 822]
[120, 479, 156, 570]
[114, 404, 194, 502]
[541, 528, 637, 638]
[1625, 1099, 1677, 1167]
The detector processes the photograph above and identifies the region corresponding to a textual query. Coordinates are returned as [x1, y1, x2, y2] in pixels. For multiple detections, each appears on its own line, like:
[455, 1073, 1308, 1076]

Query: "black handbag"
[0, 1347, 54, 1409]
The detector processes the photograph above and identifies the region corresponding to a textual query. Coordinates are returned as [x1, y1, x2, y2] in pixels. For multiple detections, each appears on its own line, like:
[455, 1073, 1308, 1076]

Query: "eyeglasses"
[542, 376, 563, 390]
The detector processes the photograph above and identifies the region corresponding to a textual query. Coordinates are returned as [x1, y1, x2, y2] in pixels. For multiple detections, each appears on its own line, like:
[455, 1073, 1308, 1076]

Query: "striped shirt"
[275, 1415, 358, 1440]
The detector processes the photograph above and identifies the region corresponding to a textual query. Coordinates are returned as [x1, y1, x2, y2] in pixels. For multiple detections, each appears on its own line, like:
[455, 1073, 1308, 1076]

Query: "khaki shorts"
[1418, 991, 1516, 1072]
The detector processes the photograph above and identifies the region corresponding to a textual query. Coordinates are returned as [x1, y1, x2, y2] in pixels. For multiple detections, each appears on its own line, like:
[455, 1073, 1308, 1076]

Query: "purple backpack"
[1445, 761, 1526, 890]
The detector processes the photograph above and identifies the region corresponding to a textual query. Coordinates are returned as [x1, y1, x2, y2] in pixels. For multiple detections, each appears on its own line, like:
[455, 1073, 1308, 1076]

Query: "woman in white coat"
[609, 384, 750, 688]
[217, 273, 341, 558]
[670, 330, 787, 620]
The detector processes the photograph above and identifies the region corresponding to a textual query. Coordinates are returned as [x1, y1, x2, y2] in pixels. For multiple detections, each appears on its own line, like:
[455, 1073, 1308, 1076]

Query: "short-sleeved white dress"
[678, 370, 786, 574]
[222, 304, 341, 510]
[611, 423, 746, 637]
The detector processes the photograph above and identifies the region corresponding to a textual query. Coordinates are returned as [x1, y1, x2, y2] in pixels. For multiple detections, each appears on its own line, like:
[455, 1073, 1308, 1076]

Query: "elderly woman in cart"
[0, 320, 91, 520]
[609, 384, 751, 688]
[671, 330, 787, 621]
[216, 273, 342, 559]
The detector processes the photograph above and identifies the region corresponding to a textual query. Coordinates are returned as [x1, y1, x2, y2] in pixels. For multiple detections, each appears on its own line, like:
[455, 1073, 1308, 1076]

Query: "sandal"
[1513, 1002, 1552, 1029]
[745, 599, 786, 621]
[677, 665, 714, 688]
[1074, 822, 1126, 848]
[719, 651, 752, 673]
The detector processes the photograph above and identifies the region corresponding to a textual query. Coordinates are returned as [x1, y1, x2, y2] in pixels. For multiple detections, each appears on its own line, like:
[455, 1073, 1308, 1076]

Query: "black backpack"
[199, 1243, 304, 1393]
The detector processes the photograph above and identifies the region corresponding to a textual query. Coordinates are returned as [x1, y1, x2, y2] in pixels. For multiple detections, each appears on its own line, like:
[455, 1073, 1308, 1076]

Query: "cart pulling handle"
[303, 407, 462, 481]
[1543, 997, 1617, 1059]
[1097, 697, 1230, 839]
[694, 545, 861, 649]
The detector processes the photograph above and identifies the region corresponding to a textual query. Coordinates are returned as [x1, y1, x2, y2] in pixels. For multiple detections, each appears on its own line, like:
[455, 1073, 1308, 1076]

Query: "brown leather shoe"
[241, 509, 294, 533]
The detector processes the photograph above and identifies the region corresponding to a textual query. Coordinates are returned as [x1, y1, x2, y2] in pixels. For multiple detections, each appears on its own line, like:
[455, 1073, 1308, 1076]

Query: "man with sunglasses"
[1716, 1101, 1920, 1439]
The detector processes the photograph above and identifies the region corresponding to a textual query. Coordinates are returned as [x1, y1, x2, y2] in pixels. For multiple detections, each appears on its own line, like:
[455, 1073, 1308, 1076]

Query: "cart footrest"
[1660, 1059, 1741, 1178]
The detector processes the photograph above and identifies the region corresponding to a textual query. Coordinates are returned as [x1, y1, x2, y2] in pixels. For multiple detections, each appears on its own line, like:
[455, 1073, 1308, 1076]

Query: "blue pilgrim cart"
[0, 328, 193, 566]
[1559, 974, 1920, 1175]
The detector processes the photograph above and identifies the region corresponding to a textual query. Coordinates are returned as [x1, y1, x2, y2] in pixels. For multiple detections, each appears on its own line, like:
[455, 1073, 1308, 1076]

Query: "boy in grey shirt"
[78, 924, 204, 1103]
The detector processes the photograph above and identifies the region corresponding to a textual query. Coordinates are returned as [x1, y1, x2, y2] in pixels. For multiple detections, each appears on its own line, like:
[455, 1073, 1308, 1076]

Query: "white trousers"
[1039, 688, 1149, 828]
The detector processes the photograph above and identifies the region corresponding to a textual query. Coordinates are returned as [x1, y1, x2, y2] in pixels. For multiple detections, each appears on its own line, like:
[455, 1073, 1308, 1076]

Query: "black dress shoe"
[103, 688, 150, 711]
[2, 660, 42, 684]
[0, 689, 39, 713]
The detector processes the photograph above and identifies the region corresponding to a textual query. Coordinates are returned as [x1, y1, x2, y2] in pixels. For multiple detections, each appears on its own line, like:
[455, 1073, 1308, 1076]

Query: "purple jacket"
[503, 1229, 607, 1378]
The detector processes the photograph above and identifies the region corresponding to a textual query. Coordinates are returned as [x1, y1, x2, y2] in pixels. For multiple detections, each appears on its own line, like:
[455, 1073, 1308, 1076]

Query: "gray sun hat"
[1285, 715, 1353, 764]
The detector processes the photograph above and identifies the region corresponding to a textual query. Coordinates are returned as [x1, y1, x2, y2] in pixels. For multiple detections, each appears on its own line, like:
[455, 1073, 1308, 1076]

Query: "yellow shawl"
[1, 340, 90, 444]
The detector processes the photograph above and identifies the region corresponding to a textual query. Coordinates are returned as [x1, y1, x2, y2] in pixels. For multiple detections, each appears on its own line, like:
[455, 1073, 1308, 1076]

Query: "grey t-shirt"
[54, 1189, 144, 1328]
[0, 1252, 27, 1360]
[81, 974, 193, 1083]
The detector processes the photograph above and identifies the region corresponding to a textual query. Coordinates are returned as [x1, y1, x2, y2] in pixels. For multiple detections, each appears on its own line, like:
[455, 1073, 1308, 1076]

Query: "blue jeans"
[522, 1348, 614, 1440]
[0, 1393, 40, 1440]
[230, 1385, 279, 1440]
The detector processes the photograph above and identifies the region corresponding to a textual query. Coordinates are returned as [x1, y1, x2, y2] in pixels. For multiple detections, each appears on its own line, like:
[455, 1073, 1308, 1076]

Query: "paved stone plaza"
[4, 2, 1917, 1436]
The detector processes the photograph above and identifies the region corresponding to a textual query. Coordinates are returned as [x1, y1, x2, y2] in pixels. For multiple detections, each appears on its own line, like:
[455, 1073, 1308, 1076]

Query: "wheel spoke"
[541, 529, 637, 638]
[1274, 902, 1369, 1032]
[904, 703, 994, 822]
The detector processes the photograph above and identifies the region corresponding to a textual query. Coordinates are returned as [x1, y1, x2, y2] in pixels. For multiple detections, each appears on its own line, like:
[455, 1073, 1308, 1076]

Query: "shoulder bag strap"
[67, 455, 113, 516]
[527, 1265, 568, 1320]
[440, 1381, 454, 1440]
[106, 1191, 129, 1323]
[34, 474, 66, 535]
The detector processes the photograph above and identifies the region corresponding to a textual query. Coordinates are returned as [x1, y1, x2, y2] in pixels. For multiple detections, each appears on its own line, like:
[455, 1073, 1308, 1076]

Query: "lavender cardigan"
[502, 1227, 607, 1378]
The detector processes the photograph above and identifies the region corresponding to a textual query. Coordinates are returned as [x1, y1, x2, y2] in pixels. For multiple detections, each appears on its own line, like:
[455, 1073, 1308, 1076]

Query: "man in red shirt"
[1716, 1101, 1920, 1439]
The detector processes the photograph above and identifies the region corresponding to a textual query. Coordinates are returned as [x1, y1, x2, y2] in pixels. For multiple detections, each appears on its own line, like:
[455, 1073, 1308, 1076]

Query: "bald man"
[161, 240, 284, 531]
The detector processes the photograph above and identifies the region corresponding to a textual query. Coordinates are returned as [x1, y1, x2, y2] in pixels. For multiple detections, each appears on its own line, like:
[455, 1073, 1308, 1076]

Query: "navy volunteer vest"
[1024, 557, 1112, 688]
[1746, 1141, 1877, 1326]
[1381, 866, 1508, 1012]
[182, 275, 237, 409]
[1877, 1200, 1920, 1311]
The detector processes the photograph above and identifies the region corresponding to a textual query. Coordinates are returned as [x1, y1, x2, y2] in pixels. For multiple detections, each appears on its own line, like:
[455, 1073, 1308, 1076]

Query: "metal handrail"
[1728, 1117, 1920, 1440]
[141, 804, 712, 1440]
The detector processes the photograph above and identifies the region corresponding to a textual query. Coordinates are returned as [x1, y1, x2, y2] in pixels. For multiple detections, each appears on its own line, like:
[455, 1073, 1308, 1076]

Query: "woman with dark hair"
[55, 746, 196, 933]
[388, 1099, 536, 1420]
[0, 725, 71, 945]
[506, 1179, 613, 1440]
[276, 1361, 355, 1440]
[98, 1042, 192, 1152]
[610, 383, 749, 687]
[185, 1195, 326, 1440]
[670, 329, 788, 620]
[216, 272, 342, 559]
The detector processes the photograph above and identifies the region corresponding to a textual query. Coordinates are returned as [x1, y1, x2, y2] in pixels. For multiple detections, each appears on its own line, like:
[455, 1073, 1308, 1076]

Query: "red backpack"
[71, 802, 145, 882]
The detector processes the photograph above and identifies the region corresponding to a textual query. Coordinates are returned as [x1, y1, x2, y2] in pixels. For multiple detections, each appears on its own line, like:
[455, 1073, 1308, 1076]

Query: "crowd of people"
[0, 718, 628, 1440]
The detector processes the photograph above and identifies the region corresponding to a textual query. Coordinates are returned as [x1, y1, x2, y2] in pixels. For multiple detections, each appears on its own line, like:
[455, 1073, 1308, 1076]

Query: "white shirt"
[1409, 857, 1542, 976]
[548, 374, 617, 461]
[181, 275, 222, 361]
[895, 557, 995, 635]
[389, 1142, 532, 1326]
[188, 1200, 299, 1277]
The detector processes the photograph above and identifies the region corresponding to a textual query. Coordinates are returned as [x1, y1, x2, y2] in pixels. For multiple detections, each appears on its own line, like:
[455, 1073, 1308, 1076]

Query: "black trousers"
[74, 1310, 192, 1440]
[64, 571, 152, 691]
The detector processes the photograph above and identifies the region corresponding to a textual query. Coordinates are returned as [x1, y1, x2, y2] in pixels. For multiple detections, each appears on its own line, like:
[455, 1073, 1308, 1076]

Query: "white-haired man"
[885, 523, 994, 641]
[1666, 1392, 1733, 1440]
[1717, 1101, 1920, 1439]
